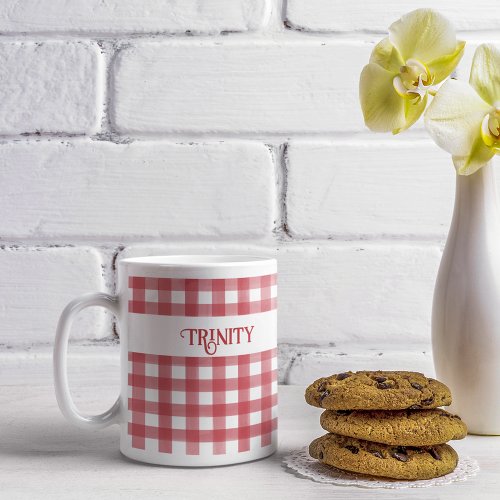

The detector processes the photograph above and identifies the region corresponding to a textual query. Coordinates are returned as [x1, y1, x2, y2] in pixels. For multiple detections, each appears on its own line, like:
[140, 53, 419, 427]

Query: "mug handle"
[54, 292, 121, 429]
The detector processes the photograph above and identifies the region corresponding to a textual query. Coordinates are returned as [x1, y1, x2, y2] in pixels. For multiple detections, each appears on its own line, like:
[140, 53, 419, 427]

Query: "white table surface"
[1, 381, 499, 499]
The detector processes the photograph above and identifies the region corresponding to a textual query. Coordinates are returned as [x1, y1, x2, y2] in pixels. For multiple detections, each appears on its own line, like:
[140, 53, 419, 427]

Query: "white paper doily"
[283, 447, 479, 489]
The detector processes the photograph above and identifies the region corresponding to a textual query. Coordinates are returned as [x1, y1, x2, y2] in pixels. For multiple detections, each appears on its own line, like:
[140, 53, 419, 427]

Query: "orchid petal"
[424, 79, 490, 156]
[360, 62, 405, 132]
[389, 9, 457, 63]
[469, 44, 500, 106]
[393, 93, 428, 134]
[427, 40, 465, 84]
[369, 37, 404, 73]
[453, 136, 496, 176]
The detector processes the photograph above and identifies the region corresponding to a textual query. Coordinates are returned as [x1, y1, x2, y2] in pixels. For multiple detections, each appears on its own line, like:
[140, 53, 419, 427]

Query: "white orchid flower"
[425, 44, 500, 175]
[360, 9, 465, 134]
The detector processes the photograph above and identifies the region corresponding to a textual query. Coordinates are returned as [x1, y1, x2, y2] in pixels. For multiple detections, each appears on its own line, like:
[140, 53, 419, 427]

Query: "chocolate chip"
[371, 451, 384, 459]
[392, 452, 409, 462]
[396, 446, 407, 454]
[336, 372, 350, 381]
[318, 381, 327, 392]
[407, 404, 422, 410]
[336, 410, 353, 416]
[428, 448, 441, 460]
[411, 382, 423, 390]
[319, 390, 330, 403]
[318, 451, 324, 460]
[377, 382, 391, 389]
[374, 376, 387, 383]
[345, 445, 359, 454]
[421, 397, 434, 406]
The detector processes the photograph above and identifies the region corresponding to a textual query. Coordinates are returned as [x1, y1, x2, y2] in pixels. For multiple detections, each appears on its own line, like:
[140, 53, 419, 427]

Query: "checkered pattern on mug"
[127, 347, 278, 455]
[128, 274, 277, 317]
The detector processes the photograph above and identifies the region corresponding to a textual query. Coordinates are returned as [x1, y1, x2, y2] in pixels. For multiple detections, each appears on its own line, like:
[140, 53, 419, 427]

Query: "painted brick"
[286, 0, 500, 32]
[286, 140, 457, 238]
[0, 342, 121, 387]
[285, 345, 434, 385]
[0, 141, 275, 239]
[0, 42, 102, 135]
[112, 38, 481, 135]
[112, 40, 371, 134]
[0, 247, 109, 345]
[0, 0, 270, 34]
[277, 244, 441, 344]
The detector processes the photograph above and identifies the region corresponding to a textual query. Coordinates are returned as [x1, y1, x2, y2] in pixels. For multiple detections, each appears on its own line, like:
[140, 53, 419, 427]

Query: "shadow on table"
[2, 416, 291, 469]
[1, 417, 120, 461]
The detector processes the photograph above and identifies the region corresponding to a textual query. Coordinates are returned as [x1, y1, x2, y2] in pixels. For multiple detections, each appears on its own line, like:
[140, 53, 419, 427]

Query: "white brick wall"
[112, 40, 369, 134]
[0, 1, 270, 35]
[0, 141, 275, 239]
[0, 41, 102, 135]
[0, 247, 108, 345]
[1, 0, 496, 384]
[286, 141, 456, 238]
[285, 0, 500, 32]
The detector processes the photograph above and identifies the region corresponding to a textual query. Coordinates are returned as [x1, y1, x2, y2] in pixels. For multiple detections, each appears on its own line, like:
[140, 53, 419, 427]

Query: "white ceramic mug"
[54, 255, 278, 466]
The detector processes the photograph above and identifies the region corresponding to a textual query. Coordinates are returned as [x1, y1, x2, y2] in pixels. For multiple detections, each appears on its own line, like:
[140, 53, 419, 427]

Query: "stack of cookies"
[305, 371, 467, 480]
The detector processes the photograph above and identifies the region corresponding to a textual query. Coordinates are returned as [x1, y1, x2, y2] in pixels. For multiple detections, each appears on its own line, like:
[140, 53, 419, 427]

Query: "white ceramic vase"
[432, 161, 500, 434]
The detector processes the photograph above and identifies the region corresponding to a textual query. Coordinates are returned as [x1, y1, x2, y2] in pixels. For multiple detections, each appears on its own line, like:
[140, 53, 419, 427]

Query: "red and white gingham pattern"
[128, 347, 278, 455]
[128, 274, 277, 317]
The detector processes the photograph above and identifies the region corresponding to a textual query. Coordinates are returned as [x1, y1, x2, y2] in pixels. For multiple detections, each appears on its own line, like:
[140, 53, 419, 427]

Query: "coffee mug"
[54, 255, 278, 466]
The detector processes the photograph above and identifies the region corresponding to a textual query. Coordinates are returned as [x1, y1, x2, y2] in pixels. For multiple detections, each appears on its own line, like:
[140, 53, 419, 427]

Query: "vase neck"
[452, 162, 499, 236]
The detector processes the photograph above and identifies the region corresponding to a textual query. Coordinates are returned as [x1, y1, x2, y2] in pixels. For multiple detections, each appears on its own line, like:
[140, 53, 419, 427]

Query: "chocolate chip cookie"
[309, 433, 458, 480]
[305, 371, 451, 410]
[320, 408, 467, 446]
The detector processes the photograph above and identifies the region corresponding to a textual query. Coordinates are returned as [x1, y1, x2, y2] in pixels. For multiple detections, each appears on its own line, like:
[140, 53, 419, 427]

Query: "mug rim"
[119, 254, 276, 268]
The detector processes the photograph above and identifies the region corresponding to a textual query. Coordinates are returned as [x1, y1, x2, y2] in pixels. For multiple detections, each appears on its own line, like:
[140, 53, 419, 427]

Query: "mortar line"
[0, 129, 431, 143]
[0, 29, 499, 42]
[0, 238, 447, 249]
